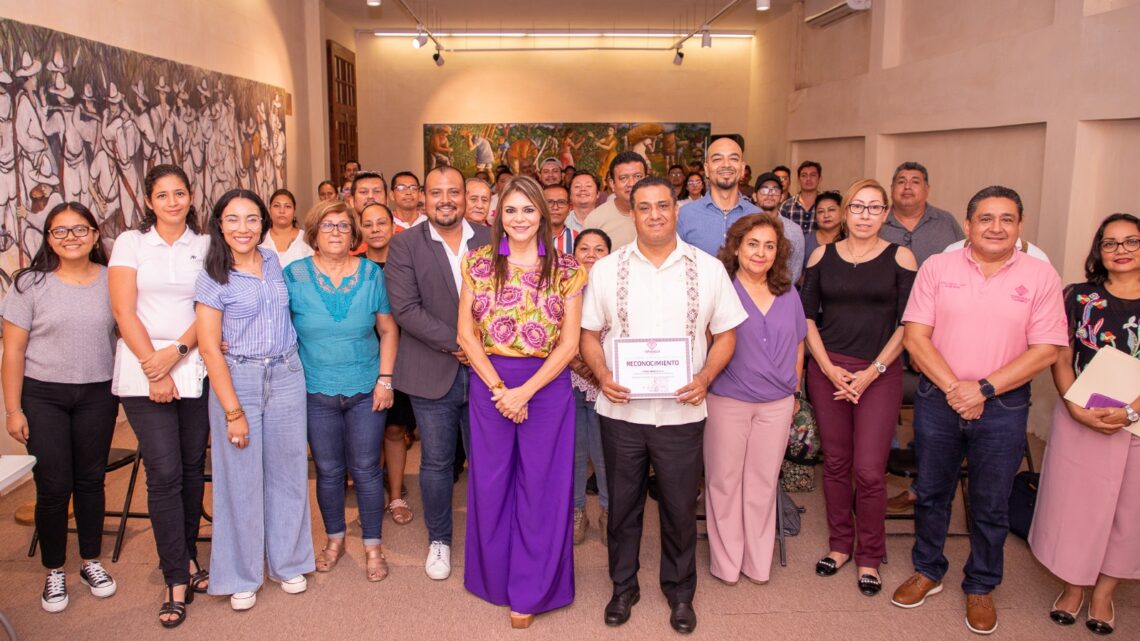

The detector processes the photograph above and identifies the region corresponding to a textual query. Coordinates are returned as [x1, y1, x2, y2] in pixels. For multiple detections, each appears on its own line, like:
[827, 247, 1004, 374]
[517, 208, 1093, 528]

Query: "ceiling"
[324, 0, 794, 33]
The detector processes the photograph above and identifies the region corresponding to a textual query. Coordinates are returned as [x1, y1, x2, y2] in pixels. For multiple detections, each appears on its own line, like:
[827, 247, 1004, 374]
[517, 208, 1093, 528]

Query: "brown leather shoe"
[965, 594, 998, 635]
[891, 572, 943, 608]
[887, 490, 917, 513]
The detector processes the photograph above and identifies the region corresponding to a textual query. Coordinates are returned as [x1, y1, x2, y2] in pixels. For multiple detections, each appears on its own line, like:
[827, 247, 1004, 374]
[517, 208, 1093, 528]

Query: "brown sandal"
[365, 545, 389, 582]
[315, 538, 346, 573]
[387, 498, 414, 525]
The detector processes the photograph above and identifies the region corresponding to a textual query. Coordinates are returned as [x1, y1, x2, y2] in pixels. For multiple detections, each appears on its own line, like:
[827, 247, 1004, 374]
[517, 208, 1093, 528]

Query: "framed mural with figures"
[422, 121, 710, 182]
[0, 17, 288, 295]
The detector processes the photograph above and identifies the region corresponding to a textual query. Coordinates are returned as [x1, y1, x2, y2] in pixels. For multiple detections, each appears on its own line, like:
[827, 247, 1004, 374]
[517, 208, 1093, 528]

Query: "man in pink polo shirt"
[889, 186, 1068, 635]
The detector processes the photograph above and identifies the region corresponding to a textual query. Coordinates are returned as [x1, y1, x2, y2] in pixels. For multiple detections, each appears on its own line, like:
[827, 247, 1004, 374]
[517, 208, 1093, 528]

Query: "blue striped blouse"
[194, 248, 298, 358]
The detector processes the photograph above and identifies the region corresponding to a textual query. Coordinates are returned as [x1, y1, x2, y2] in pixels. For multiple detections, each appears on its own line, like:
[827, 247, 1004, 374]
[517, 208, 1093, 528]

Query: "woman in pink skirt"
[1030, 212, 1140, 636]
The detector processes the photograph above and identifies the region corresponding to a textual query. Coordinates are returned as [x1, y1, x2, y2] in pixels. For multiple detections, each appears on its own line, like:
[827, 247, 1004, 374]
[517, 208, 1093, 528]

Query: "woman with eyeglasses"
[284, 200, 399, 580]
[803, 191, 845, 273]
[108, 164, 210, 627]
[3, 203, 118, 614]
[1029, 213, 1140, 636]
[678, 171, 706, 207]
[260, 189, 313, 269]
[196, 190, 314, 611]
[800, 179, 917, 597]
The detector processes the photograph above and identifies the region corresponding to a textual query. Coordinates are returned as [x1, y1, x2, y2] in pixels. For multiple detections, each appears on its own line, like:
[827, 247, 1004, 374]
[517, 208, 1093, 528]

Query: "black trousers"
[22, 378, 119, 569]
[600, 416, 704, 605]
[120, 393, 209, 586]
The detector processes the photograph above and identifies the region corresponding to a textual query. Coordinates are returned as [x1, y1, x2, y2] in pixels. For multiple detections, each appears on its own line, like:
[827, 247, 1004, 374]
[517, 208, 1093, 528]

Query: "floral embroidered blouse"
[1065, 282, 1140, 376]
[462, 245, 587, 358]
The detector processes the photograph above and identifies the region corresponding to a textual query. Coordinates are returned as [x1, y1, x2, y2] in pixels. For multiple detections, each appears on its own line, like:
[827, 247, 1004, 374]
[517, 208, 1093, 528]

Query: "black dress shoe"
[669, 602, 697, 634]
[604, 590, 640, 627]
[815, 556, 848, 577]
[858, 574, 882, 597]
[1086, 601, 1115, 636]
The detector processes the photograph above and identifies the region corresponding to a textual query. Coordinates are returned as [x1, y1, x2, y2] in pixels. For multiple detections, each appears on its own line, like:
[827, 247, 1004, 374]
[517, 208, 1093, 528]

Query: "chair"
[28, 448, 149, 562]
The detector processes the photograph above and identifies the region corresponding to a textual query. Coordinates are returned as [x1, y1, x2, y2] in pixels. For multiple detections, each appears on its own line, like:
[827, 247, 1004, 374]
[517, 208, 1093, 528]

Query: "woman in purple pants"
[457, 175, 586, 629]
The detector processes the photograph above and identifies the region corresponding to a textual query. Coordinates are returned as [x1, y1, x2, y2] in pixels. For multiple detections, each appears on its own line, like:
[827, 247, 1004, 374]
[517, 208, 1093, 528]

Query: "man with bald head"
[677, 136, 805, 282]
[385, 165, 490, 581]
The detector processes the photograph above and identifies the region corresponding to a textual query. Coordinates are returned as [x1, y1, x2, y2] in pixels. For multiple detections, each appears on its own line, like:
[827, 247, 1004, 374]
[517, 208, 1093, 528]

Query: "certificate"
[612, 337, 693, 399]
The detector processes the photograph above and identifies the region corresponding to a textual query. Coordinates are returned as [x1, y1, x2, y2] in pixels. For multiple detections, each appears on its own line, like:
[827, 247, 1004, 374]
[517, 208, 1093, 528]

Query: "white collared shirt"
[108, 227, 210, 340]
[428, 220, 476, 293]
[581, 237, 748, 427]
[259, 228, 314, 269]
[394, 214, 428, 231]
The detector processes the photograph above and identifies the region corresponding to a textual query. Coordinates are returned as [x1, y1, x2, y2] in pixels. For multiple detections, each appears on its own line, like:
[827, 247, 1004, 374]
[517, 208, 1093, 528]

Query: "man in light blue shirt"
[678, 136, 804, 283]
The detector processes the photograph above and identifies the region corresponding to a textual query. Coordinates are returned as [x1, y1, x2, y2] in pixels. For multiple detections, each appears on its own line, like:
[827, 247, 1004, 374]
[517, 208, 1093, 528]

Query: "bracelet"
[5, 408, 23, 417]
[378, 373, 393, 377]
[490, 380, 506, 392]
[224, 407, 245, 423]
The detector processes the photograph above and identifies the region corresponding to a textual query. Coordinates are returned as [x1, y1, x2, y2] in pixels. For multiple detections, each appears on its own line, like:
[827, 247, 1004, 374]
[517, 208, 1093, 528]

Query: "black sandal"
[189, 559, 210, 594]
[815, 555, 849, 577]
[159, 584, 191, 629]
[858, 574, 882, 596]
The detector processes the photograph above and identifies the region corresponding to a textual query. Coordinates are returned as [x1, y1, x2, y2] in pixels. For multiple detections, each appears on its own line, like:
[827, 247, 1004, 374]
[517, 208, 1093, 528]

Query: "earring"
[498, 236, 510, 256]
[537, 240, 546, 257]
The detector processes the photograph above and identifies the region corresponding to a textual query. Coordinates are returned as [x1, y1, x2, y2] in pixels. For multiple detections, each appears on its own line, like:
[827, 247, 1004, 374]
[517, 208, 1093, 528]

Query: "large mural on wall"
[0, 18, 288, 294]
[422, 122, 711, 180]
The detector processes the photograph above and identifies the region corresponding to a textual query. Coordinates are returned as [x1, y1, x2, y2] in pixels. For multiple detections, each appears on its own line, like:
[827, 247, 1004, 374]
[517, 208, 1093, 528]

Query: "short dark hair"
[574, 228, 613, 252]
[542, 183, 569, 199]
[1085, 212, 1140, 286]
[607, 150, 648, 181]
[570, 172, 601, 190]
[892, 161, 929, 184]
[317, 179, 337, 194]
[772, 165, 791, 175]
[629, 176, 676, 206]
[965, 185, 1023, 220]
[797, 160, 822, 176]
[344, 159, 359, 169]
[352, 171, 386, 196]
[815, 190, 843, 208]
[390, 171, 420, 191]
[668, 164, 685, 174]
[425, 165, 465, 188]
[495, 167, 513, 181]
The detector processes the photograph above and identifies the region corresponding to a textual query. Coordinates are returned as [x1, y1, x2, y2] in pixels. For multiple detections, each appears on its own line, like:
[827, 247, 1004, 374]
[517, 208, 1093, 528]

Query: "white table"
[0, 455, 32, 641]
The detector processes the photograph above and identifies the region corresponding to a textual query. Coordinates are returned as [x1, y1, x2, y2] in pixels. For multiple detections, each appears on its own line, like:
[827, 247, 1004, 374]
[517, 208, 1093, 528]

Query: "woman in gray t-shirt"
[2, 202, 119, 614]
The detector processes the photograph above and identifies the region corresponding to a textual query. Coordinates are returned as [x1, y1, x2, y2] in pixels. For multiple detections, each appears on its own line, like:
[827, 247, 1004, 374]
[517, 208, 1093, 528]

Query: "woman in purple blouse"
[705, 214, 806, 585]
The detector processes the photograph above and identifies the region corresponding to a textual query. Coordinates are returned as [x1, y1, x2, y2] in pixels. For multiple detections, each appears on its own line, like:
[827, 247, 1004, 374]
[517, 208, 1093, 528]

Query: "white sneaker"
[79, 560, 117, 598]
[425, 541, 451, 580]
[230, 591, 257, 611]
[41, 569, 69, 613]
[279, 575, 307, 594]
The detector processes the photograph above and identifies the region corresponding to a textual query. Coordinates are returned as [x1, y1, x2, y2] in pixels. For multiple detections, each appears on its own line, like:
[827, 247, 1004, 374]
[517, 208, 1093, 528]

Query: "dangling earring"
[498, 236, 510, 256]
[537, 240, 546, 257]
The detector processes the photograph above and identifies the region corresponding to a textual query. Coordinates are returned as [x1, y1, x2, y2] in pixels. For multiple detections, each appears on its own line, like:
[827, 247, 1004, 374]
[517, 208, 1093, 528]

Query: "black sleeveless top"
[800, 243, 916, 361]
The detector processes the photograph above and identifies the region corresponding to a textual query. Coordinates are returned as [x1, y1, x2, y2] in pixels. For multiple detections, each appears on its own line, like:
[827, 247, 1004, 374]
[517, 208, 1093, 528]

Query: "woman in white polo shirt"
[108, 164, 211, 628]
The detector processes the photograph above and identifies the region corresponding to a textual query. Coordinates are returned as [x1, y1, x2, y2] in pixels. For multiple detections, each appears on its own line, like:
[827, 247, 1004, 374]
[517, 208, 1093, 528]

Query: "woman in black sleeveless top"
[801, 179, 917, 596]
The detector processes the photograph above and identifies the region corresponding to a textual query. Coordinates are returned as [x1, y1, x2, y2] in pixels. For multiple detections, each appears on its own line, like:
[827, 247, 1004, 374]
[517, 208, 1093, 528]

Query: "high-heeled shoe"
[159, 584, 191, 628]
[315, 538, 346, 573]
[189, 559, 210, 594]
[1048, 590, 1084, 626]
[510, 612, 535, 629]
[1087, 601, 1115, 636]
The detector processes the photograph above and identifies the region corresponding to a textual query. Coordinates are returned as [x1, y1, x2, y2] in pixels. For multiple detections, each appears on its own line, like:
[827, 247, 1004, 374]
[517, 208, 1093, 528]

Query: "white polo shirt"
[581, 238, 747, 427]
[109, 227, 209, 340]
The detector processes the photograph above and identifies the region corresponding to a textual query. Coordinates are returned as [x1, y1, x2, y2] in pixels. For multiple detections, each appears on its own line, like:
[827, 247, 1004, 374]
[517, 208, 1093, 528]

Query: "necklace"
[847, 240, 876, 267]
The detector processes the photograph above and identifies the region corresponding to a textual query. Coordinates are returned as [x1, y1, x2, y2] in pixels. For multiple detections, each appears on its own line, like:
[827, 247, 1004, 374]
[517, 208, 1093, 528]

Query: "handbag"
[112, 338, 207, 398]
[1007, 471, 1039, 540]
[781, 396, 822, 492]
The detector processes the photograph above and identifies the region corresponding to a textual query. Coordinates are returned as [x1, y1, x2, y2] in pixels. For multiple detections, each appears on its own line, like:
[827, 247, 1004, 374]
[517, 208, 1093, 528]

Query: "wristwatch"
[978, 378, 997, 400]
[872, 360, 887, 374]
[1125, 405, 1140, 425]
[174, 342, 189, 356]
[377, 378, 393, 391]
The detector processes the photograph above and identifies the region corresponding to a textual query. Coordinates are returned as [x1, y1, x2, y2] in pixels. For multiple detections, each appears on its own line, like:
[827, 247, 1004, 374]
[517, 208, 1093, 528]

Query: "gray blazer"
[385, 221, 490, 399]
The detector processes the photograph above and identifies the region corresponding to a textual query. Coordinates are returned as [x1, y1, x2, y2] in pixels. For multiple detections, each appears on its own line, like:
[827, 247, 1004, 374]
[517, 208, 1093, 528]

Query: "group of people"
[2, 134, 1137, 637]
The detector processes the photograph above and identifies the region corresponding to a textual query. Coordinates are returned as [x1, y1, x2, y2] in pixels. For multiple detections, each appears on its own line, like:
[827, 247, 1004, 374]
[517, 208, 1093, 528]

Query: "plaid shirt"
[779, 194, 816, 234]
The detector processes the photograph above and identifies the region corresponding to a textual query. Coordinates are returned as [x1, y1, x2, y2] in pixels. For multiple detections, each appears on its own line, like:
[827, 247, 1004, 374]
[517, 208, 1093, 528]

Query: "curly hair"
[717, 213, 792, 295]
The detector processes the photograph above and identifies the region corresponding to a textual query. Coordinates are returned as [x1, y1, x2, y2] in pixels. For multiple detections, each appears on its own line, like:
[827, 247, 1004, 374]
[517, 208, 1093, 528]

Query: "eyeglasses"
[757, 186, 781, 195]
[318, 221, 353, 234]
[847, 203, 887, 216]
[545, 199, 568, 208]
[1099, 238, 1140, 253]
[392, 184, 420, 193]
[614, 173, 645, 185]
[48, 225, 95, 239]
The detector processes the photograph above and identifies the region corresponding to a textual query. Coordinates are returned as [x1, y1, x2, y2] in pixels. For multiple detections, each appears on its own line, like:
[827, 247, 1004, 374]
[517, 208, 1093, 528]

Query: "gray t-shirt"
[880, 204, 964, 267]
[1, 267, 116, 383]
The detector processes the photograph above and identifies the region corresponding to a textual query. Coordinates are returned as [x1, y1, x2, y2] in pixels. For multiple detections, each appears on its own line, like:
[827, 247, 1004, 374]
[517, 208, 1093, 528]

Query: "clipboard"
[1063, 347, 1140, 437]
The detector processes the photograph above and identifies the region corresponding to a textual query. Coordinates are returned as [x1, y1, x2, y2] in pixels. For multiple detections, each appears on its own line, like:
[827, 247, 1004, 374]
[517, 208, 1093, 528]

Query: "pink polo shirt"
[902, 248, 1068, 381]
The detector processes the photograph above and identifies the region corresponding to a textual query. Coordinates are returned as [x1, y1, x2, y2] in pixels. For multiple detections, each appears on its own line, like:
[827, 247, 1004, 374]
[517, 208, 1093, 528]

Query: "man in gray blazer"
[384, 165, 490, 580]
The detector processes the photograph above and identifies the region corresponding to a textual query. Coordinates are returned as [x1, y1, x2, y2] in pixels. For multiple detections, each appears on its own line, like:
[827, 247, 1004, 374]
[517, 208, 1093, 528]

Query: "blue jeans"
[207, 349, 315, 595]
[409, 368, 470, 545]
[307, 391, 386, 544]
[911, 376, 1030, 594]
[573, 387, 608, 510]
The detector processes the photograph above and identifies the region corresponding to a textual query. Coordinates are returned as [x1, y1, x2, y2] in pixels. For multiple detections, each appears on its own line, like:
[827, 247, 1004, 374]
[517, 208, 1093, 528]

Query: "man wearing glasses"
[389, 172, 427, 231]
[880, 162, 964, 268]
[585, 151, 647, 249]
[543, 183, 576, 255]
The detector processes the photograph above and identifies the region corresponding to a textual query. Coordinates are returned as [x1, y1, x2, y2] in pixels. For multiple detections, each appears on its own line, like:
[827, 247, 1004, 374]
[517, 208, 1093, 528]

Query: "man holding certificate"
[580, 176, 747, 634]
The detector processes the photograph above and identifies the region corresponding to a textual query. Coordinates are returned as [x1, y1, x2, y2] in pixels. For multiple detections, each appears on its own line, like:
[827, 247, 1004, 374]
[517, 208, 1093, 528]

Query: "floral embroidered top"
[462, 245, 587, 358]
[1065, 282, 1140, 376]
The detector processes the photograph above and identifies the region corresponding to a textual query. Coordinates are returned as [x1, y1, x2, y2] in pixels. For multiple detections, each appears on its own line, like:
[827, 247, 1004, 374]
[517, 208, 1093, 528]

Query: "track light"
[701, 27, 712, 48]
[433, 49, 445, 66]
[673, 48, 684, 65]
[366, 0, 381, 6]
[412, 32, 428, 48]
[756, 0, 771, 10]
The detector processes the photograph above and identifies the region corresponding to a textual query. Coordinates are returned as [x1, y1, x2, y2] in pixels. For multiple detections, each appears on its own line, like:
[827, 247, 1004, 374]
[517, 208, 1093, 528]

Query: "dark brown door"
[327, 40, 358, 184]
